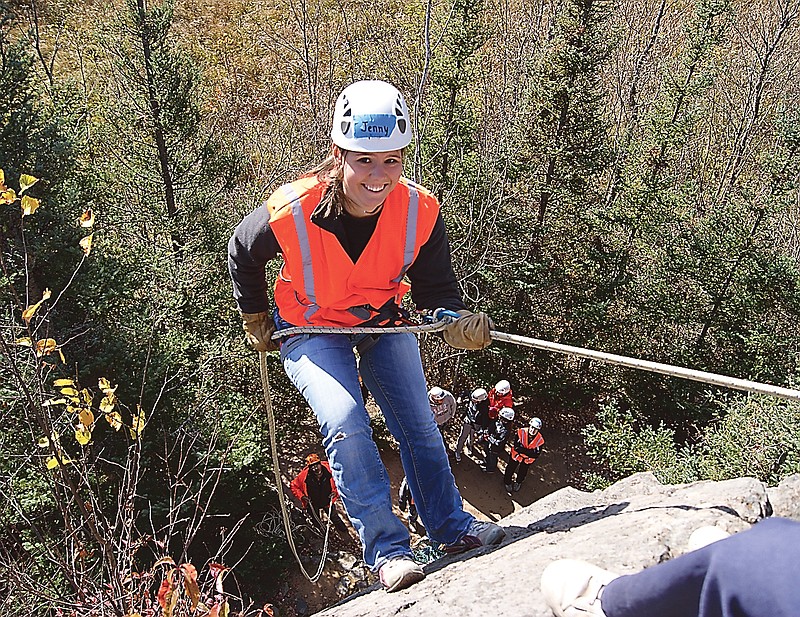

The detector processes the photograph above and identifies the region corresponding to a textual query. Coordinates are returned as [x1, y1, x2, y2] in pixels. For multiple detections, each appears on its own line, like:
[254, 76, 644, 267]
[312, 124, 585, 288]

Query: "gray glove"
[241, 311, 279, 352]
[442, 310, 493, 350]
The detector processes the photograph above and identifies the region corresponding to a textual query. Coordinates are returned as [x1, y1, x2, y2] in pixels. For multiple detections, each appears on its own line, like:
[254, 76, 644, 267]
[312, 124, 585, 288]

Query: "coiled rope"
[260, 314, 800, 582]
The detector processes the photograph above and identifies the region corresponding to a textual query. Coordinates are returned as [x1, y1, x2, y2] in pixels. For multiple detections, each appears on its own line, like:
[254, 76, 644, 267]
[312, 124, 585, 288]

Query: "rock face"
[313, 472, 800, 616]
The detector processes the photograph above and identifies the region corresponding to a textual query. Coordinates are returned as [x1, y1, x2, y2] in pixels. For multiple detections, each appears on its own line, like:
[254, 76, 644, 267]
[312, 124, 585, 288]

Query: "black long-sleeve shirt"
[227, 186, 467, 316]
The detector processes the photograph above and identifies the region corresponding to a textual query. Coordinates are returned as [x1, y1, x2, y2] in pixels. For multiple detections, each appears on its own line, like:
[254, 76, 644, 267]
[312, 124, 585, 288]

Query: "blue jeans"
[281, 331, 474, 570]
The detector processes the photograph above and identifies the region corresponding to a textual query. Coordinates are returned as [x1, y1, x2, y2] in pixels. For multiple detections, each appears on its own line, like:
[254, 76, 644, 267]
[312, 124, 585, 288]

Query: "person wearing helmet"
[290, 454, 348, 533]
[488, 379, 513, 420]
[455, 387, 490, 462]
[398, 476, 421, 529]
[428, 386, 457, 433]
[504, 416, 544, 494]
[482, 406, 515, 473]
[228, 80, 502, 593]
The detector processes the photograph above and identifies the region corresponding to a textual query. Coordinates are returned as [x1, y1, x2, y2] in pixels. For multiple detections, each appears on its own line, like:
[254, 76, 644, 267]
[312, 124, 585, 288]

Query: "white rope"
[272, 321, 449, 338]
[489, 331, 800, 402]
[271, 319, 800, 402]
[260, 351, 333, 583]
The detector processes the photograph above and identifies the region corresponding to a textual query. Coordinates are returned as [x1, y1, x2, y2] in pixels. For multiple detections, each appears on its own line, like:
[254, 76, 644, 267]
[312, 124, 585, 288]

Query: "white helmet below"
[331, 80, 412, 153]
[428, 386, 445, 402]
[495, 379, 511, 395]
[471, 387, 488, 402]
[530, 417, 542, 431]
[499, 407, 515, 421]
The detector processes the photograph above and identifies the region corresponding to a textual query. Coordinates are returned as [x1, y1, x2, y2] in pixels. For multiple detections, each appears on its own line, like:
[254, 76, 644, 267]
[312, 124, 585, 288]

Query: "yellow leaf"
[21, 289, 51, 323]
[19, 174, 39, 194]
[67, 405, 81, 414]
[105, 411, 122, 431]
[35, 338, 58, 357]
[75, 426, 92, 445]
[58, 348, 66, 363]
[0, 169, 5, 190]
[79, 208, 95, 228]
[100, 394, 116, 413]
[21, 305, 36, 322]
[38, 436, 50, 448]
[79, 233, 93, 255]
[21, 195, 40, 216]
[43, 397, 68, 406]
[131, 406, 146, 439]
[1, 189, 16, 205]
[153, 556, 176, 569]
[46, 455, 72, 469]
[78, 408, 94, 427]
[53, 378, 74, 387]
[60, 387, 79, 397]
[80, 388, 92, 406]
[14, 337, 31, 347]
[99, 377, 117, 395]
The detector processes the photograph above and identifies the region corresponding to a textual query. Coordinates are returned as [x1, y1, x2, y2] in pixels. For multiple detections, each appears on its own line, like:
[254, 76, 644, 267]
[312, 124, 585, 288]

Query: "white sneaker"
[540, 559, 617, 616]
[455, 451, 462, 462]
[379, 556, 425, 592]
[687, 525, 731, 552]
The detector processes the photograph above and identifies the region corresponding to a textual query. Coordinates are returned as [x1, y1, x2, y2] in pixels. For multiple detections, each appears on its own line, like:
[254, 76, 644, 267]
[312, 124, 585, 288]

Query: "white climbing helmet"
[331, 80, 412, 153]
[495, 380, 511, 395]
[530, 417, 542, 431]
[499, 407, 515, 421]
[471, 387, 488, 402]
[428, 386, 445, 402]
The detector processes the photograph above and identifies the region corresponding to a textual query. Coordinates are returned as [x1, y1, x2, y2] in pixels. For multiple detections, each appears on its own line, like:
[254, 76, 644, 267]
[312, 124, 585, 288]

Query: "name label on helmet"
[354, 114, 396, 138]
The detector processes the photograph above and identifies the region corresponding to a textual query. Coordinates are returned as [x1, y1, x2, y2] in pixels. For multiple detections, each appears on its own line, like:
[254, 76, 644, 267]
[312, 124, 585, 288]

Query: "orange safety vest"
[267, 175, 440, 327]
[510, 429, 544, 464]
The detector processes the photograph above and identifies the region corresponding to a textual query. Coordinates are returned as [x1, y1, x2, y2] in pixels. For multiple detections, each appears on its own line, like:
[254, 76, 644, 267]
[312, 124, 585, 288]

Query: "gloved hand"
[442, 309, 493, 350]
[241, 311, 278, 352]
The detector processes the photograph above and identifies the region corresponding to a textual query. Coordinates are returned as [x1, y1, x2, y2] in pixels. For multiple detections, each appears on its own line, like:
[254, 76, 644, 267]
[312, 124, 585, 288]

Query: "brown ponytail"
[309, 148, 347, 219]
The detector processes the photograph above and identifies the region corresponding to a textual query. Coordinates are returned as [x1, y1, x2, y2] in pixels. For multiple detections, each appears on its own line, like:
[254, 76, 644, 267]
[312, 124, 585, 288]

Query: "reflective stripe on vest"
[282, 183, 320, 322]
[511, 428, 544, 463]
[392, 182, 419, 283]
[267, 177, 439, 327]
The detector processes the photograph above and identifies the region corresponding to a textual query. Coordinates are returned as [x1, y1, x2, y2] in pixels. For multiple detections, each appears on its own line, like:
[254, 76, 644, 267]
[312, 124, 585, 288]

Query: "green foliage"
[692, 395, 800, 484]
[585, 395, 800, 487]
[583, 400, 695, 485]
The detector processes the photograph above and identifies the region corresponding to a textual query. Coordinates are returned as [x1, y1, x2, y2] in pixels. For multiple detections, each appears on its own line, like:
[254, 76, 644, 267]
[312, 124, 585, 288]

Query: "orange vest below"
[510, 429, 544, 464]
[266, 175, 440, 327]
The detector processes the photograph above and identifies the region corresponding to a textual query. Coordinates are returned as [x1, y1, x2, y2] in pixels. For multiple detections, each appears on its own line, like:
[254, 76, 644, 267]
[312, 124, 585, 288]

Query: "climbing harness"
[259, 309, 800, 582]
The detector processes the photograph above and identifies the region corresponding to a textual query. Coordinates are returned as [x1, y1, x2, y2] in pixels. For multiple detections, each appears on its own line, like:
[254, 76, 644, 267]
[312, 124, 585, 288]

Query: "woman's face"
[338, 149, 403, 216]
